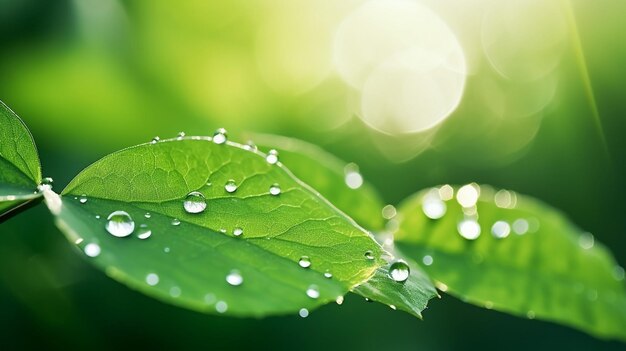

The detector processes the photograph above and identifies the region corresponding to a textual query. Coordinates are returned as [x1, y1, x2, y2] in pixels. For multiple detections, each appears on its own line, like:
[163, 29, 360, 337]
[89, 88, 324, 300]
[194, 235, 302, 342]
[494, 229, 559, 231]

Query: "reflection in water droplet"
[266, 149, 279, 164]
[105, 211, 135, 237]
[579, 232, 594, 250]
[226, 270, 243, 286]
[491, 221, 511, 239]
[225, 180, 238, 193]
[267, 183, 281, 196]
[146, 273, 159, 286]
[458, 219, 481, 240]
[95, 215, 100, 219]
[171, 218, 181, 226]
[183, 191, 207, 214]
[75, 238, 83, 244]
[389, 260, 410, 283]
[170, 286, 182, 297]
[177, 132, 185, 140]
[422, 255, 433, 266]
[512, 219, 529, 235]
[382, 205, 396, 219]
[42, 177, 54, 186]
[436, 281, 448, 292]
[485, 301, 494, 309]
[324, 271, 333, 279]
[151, 136, 160, 144]
[84, 243, 101, 257]
[299, 308, 309, 318]
[299, 256, 312, 268]
[306, 285, 320, 299]
[216, 301, 228, 313]
[422, 196, 447, 219]
[213, 128, 228, 144]
[457, 184, 479, 208]
[79, 195, 88, 204]
[137, 224, 152, 240]
[336, 296, 344, 305]
[145, 212, 151, 219]
[364, 250, 375, 260]
[344, 163, 363, 189]
[233, 227, 243, 237]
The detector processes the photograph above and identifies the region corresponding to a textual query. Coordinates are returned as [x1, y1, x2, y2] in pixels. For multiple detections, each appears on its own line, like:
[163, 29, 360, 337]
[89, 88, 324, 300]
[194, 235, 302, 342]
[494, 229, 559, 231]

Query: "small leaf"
[250, 134, 385, 231]
[47, 136, 385, 317]
[394, 184, 626, 341]
[0, 100, 42, 218]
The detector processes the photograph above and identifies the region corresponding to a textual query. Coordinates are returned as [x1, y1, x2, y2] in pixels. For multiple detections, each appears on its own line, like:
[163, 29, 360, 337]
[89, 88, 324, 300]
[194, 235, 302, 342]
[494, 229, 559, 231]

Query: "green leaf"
[0, 100, 42, 217]
[250, 134, 385, 231]
[46, 136, 385, 317]
[394, 184, 626, 340]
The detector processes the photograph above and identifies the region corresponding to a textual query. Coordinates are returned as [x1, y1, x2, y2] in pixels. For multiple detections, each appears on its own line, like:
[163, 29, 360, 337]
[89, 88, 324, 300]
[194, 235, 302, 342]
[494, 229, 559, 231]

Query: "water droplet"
[213, 128, 227, 144]
[422, 197, 447, 219]
[269, 184, 281, 196]
[42, 177, 54, 186]
[422, 255, 433, 266]
[494, 189, 516, 208]
[84, 243, 101, 257]
[324, 271, 333, 279]
[105, 211, 135, 237]
[344, 163, 363, 189]
[226, 270, 243, 286]
[613, 266, 625, 281]
[336, 296, 344, 305]
[436, 282, 449, 292]
[299, 308, 309, 318]
[171, 218, 181, 226]
[298, 256, 311, 268]
[306, 285, 320, 299]
[439, 184, 454, 201]
[151, 136, 160, 144]
[382, 205, 397, 219]
[364, 250, 375, 260]
[389, 305, 397, 310]
[75, 238, 83, 244]
[177, 131, 185, 140]
[146, 273, 159, 286]
[389, 260, 410, 283]
[183, 191, 207, 214]
[457, 219, 481, 240]
[79, 195, 88, 204]
[526, 310, 535, 319]
[266, 149, 279, 164]
[491, 220, 511, 239]
[457, 184, 479, 208]
[145, 212, 151, 219]
[170, 286, 182, 297]
[216, 301, 228, 313]
[233, 227, 243, 237]
[224, 179, 238, 193]
[512, 219, 529, 235]
[137, 224, 152, 240]
[579, 232, 594, 250]
[95, 215, 100, 219]
[485, 301, 494, 309]
[219, 228, 227, 234]
[244, 140, 257, 151]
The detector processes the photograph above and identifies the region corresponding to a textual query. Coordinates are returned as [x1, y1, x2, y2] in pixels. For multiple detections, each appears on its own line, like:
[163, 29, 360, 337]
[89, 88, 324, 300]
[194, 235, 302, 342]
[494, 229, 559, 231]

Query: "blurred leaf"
[0, 100, 42, 218]
[394, 185, 626, 341]
[47, 136, 384, 317]
[250, 133, 385, 231]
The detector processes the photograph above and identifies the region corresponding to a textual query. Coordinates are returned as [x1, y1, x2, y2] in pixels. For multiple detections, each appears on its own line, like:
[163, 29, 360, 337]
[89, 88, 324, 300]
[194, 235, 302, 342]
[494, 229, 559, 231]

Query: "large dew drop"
[299, 256, 312, 268]
[226, 270, 244, 286]
[105, 211, 135, 237]
[225, 180, 238, 193]
[137, 224, 152, 240]
[84, 243, 101, 257]
[233, 227, 243, 237]
[183, 191, 207, 214]
[388, 260, 410, 283]
[213, 128, 227, 144]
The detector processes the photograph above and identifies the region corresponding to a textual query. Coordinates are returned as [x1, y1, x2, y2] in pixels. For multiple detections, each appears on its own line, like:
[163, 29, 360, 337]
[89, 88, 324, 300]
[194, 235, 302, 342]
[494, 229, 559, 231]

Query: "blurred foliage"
[1, 0, 625, 350]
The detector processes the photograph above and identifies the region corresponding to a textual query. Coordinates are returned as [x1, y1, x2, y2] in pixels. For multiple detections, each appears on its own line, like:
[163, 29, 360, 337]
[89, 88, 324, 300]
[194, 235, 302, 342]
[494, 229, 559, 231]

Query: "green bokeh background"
[1, 1, 625, 349]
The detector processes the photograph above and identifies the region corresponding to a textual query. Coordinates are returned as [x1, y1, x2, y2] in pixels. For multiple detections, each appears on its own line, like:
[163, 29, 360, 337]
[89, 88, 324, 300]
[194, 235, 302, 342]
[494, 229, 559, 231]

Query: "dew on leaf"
[324, 271, 333, 279]
[382, 205, 397, 219]
[579, 232, 595, 250]
[146, 273, 159, 286]
[79, 195, 88, 204]
[213, 128, 227, 144]
[388, 260, 410, 283]
[145, 212, 151, 219]
[266, 149, 279, 164]
[216, 301, 228, 313]
[422, 255, 433, 266]
[364, 250, 375, 260]
[613, 266, 625, 281]
[177, 131, 185, 140]
[170, 286, 182, 297]
[422, 196, 446, 219]
[298, 256, 311, 268]
[457, 183, 479, 208]
[137, 224, 152, 240]
[336, 296, 344, 305]
[269, 184, 281, 196]
[306, 285, 320, 299]
[299, 308, 309, 318]
[171, 218, 181, 226]
[226, 270, 243, 286]
[105, 210, 135, 237]
[183, 191, 207, 214]
[84, 243, 101, 257]
[233, 227, 243, 237]
[491, 220, 511, 239]
[151, 136, 160, 144]
[225, 180, 238, 193]
[457, 219, 481, 240]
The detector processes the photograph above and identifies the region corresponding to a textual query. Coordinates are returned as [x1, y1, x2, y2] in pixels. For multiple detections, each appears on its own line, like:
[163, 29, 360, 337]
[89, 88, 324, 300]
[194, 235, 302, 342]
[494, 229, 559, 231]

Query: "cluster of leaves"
[1, 101, 625, 341]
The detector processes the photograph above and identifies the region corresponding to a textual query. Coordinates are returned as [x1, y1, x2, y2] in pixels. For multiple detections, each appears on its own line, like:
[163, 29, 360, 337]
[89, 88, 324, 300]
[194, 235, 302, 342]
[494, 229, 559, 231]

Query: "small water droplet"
[526, 310, 535, 319]
[219, 228, 227, 234]
[79, 195, 88, 204]
[75, 238, 83, 244]
[422, 255, 433, 266]
[137, 224, 152, 239]
[226, 270, 243, 286]
[269, 183, 281, 196]
[491, 220, 511, 239]
[439, 184, 454, 201]
[145, 212, 151, 219]
[177, 131, 185, 140]
[457, 183, 480, 208]
[336, 296, 344, 305]
[146, 273, 159, 286]
[232, 227, 244, 237]
[364, 297, 371, 302]
[224, 179, 238, 193]
[382, 205, 396, 219]
[613, 266, 625, 281]
[95, 215, 100, 219]
[344, 163, 363, 189]
[170, 286, 182, 297]
[171, 218, 181, 226]
[213, 128, 227, 144]
[512, 219, 529, 235]
[324, 271, 333, 279]
[579, 232, 594, 250]
[306, 285, 320, 299]
[216, 301, 228, 313]
[422, 196, 447, 219]
[389, 305, 397, 310]
[244, 140, 257, 151]
[389, 260, 410, 283]
[105, 211, 135, 237]
[266, 149, 279, 164]
[299, 308, 309, 318]
[84, 243, 101, 257]
[151, 136, 160, 144]
[164, 247, 170, 253]
[183, 191, 207, 214]
[298, 256, 311, 268]
[457, 219, 481, 240]
[42, 177, 54, 186]
[364, 250, 375, 260]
